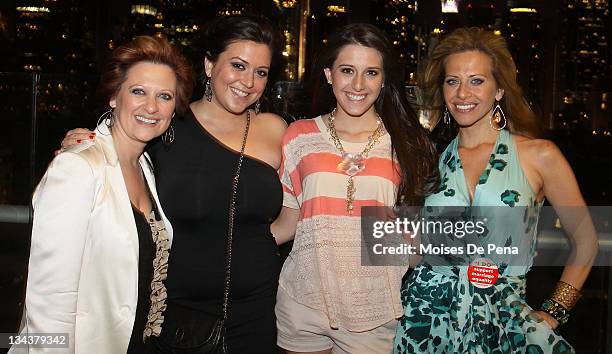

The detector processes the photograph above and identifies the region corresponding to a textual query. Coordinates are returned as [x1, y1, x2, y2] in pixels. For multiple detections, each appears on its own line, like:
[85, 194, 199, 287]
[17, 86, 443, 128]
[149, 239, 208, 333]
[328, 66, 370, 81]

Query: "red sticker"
[467, 258, 499, 288]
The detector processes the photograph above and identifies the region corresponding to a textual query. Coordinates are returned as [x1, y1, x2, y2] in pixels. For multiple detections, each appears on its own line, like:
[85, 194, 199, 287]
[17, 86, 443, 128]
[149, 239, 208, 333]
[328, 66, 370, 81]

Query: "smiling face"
[324, 44, 384, 118]
[205, 40, 271, 115]
[442, 50, 504, 128]
[110, 61, 177, 145]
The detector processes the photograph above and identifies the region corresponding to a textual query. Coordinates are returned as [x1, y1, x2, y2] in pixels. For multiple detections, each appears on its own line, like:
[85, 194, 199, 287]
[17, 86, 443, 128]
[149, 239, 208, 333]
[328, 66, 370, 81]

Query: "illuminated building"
[217, 0, 253, 16]
[14, 1, 56, 72]
[159, 0, 213, 64]
[271, 0, 301, 81]
[300, 0, 349, 81]
[558, 0, 610, 130]
[318, 0, 349, 45]
[375, 0, 421, 83]
[504, 1, 542, 110]
[122, 1, 162, 38]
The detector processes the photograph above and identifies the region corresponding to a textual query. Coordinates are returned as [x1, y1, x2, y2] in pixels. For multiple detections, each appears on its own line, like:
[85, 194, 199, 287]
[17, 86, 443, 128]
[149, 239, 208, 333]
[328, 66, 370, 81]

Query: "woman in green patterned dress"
[393, 27, 598, 353]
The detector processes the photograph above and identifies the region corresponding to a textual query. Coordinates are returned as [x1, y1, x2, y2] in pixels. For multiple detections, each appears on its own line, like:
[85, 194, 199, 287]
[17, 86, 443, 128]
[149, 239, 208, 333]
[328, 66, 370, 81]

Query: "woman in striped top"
[271, 23, 439, 354]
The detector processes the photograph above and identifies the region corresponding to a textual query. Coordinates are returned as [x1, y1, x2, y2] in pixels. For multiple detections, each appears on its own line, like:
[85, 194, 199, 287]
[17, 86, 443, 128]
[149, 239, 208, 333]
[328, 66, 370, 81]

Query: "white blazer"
[10, 124, 173, 354]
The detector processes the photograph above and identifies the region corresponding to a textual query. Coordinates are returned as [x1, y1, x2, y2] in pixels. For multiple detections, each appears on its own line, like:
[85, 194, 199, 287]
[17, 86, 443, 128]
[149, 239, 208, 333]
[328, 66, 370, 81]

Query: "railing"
[0, 205, 31, 224]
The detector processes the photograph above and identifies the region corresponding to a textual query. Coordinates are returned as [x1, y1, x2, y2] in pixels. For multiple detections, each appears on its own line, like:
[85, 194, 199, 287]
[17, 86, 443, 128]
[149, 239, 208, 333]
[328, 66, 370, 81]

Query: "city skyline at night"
[1, 0, 609, 133]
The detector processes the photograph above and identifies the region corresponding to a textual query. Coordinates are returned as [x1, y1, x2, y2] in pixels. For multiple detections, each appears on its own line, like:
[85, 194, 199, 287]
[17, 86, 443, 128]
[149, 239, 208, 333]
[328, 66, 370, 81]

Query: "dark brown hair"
[421, 27, 541, 141]
[200, 15, 279, 65]
[97, 36, 195, 113]
[315, 23, 439, 206]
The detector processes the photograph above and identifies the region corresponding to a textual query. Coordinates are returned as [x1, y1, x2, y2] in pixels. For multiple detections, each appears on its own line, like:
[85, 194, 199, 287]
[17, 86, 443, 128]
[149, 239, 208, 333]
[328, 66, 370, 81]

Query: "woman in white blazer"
[11, 36, 195, 354]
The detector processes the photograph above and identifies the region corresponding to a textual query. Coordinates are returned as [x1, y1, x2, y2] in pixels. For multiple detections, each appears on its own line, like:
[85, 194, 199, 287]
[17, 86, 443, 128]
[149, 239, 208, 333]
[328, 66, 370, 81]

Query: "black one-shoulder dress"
[149, 109, 282, 353]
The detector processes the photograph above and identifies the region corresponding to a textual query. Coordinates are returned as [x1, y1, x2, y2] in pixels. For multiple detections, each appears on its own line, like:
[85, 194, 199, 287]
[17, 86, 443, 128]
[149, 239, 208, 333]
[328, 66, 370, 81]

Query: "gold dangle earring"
[489, 100, 507, 130]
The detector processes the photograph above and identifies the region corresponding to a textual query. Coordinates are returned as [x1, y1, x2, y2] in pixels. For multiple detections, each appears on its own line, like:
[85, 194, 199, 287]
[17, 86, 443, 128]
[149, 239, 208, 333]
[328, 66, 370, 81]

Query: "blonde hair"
[420, 27, 540, 137]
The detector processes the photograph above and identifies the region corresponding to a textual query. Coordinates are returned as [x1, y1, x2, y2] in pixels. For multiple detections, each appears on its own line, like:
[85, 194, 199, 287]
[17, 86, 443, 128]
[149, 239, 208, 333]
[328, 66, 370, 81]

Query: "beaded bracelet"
[540, 299, 570, 325]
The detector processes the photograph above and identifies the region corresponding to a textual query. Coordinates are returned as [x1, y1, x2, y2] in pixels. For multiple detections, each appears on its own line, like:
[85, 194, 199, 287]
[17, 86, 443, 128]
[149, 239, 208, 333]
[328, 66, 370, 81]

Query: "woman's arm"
[22, 152, 96, 353]
[271, 206, 299, 245]
[530, 140, 598, 328]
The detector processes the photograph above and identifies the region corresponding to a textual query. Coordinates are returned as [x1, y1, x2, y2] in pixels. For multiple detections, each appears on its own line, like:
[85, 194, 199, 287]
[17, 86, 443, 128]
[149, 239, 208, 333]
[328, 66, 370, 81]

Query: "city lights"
[327, 5, 346, 13]
[1, 0, 609, 136]
[441, 0, 459, 13]
[16, 7, 50, 13]
[510, 8, 537, 13]
[131, 5, 158, 16]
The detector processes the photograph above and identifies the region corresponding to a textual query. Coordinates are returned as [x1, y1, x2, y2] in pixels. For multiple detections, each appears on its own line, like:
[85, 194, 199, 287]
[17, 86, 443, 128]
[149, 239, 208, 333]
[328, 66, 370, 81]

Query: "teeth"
[456, 104, 475, 110]
[136, 115, 157, 124]
[230, 87, 249, 97]
[347, 93, 365, 101]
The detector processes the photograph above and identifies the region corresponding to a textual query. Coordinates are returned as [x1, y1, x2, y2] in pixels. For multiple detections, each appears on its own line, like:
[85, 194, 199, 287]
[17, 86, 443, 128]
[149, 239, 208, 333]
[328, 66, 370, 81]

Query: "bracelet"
[551, 281, 581, 310]
[540, 299, 570, 325]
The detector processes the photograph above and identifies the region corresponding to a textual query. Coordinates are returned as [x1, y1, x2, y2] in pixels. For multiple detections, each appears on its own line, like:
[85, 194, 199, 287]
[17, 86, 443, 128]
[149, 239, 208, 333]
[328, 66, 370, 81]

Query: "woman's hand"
[55, 128, 96, 155]
[531, 310, 560, 330]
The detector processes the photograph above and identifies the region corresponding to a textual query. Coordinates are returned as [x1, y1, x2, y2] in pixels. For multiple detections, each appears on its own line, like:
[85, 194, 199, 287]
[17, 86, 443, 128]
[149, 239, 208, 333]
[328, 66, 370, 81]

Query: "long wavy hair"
[422, 27, 541, 143]
[314, 23, 439, 206]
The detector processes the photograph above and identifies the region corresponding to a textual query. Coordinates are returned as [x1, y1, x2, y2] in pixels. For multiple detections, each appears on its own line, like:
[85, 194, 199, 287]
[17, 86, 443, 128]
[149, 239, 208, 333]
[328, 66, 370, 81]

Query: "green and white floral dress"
[393, 129, 574, 354]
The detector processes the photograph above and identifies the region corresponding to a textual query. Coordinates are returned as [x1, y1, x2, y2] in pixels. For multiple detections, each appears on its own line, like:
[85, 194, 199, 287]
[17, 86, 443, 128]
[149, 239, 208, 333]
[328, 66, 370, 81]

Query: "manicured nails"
[76, 139, 82, 144]
[89, 133, 96, 139]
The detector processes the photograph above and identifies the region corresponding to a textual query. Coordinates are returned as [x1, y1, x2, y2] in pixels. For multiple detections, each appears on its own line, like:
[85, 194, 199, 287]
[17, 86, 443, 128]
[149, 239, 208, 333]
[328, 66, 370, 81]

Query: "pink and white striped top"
[278, 116, 405, 332]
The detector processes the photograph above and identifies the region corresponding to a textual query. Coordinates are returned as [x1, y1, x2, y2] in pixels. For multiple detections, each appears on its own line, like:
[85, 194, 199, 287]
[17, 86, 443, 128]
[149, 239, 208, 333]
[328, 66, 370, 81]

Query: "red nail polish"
[89, 134, 95, 139]
[76, 139, 82, 144]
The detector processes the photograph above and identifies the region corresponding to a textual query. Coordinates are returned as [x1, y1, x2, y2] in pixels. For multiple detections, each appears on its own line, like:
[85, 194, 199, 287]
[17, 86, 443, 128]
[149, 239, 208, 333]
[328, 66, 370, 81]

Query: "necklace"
[327, 108, 385, 214]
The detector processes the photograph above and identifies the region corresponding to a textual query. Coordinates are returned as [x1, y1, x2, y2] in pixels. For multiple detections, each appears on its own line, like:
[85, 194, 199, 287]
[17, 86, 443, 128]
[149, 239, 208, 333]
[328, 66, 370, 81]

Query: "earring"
[381, 83, 385, 89]
[204, 77, 213, 102]
[489, 100, 507, 131]
[162, 124, 175, 145]
[254, 100, 261, 114]
[96, 108, 114, 135]
[327, 79, 332, 85]
[443, 107, 451, 125]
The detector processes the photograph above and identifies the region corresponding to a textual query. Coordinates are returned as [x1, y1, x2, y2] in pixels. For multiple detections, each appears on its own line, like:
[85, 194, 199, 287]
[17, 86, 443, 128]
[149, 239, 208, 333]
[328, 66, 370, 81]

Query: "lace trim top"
[278, 117, 405, 332]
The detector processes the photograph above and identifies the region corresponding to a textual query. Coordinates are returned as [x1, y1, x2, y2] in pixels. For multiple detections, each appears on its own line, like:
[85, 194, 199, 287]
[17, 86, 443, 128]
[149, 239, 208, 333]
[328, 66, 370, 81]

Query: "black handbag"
[153, 312, 226, 353]
[152, 112, 251, 354]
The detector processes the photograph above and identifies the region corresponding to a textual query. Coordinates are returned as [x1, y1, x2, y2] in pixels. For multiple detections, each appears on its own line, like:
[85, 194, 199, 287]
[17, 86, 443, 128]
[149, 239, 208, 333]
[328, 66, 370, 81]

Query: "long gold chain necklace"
[326, 108, 385, 214]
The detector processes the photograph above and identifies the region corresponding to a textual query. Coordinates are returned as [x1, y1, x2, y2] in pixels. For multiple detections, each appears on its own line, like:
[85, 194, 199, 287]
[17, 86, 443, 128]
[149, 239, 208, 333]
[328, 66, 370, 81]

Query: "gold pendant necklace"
[326, 108, 385, 214]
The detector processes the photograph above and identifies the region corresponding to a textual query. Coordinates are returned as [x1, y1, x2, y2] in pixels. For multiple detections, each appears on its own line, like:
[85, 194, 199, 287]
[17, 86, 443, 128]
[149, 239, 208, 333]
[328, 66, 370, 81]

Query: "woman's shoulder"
[286, 116, 322, 135]
[44, 141, 105, 186]
[281, 117, 324, 148]
[61, 139, 106, 166]
[513, 134, 564, 166]
[254, 111, 287, 127]
[253, 111, 287, 139]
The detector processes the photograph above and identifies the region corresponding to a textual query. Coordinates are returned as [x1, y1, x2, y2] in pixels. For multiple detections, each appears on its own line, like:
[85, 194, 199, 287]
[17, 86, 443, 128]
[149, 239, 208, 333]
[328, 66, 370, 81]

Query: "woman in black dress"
[62, 16, 287, 353]
[148, 15, 286, 353]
